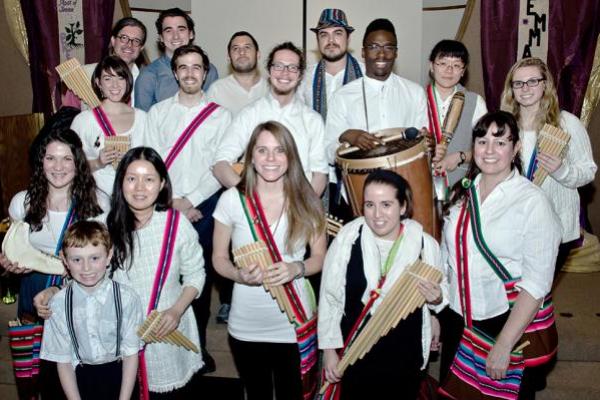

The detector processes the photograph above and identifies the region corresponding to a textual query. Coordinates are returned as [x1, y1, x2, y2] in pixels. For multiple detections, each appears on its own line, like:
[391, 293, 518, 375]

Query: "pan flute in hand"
[137, 310, 199, 353]
[532, 124, 570, 186]
[232, 241, 299, 324]
[55, 58, 101, 108]
[104, 135, 130, 169]
[320, 260, 443, 394]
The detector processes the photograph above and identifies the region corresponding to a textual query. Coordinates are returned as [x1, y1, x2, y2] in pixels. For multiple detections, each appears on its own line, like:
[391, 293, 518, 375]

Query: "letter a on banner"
[56, 0, 86, 63]
[517, 0, 549, 61]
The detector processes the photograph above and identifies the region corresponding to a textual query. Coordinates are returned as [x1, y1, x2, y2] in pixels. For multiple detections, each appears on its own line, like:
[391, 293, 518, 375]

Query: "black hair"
[107, 147, 172, 271]
[227, 31, 259, 53]
[111, 17, 147, 45]
[449, 111, 522, 204]
[92, 56, 134, 104]
[29, 107, 80, 168]
[155, 7, 194, 34]
[428, 39, 469, 64]
[170, 44, 210, 74]
[363, 18, 397, 46]
[363, 169, 413, 219]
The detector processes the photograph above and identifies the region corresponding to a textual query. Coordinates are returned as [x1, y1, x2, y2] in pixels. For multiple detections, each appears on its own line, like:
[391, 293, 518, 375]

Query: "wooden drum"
[336, 132, 439, 238]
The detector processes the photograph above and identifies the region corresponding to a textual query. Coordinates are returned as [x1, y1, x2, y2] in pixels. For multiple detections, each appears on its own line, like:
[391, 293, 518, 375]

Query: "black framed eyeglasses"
[365, 44, 397, 54]
[511, 77, 545, 89]
[116, 34, 143, 48]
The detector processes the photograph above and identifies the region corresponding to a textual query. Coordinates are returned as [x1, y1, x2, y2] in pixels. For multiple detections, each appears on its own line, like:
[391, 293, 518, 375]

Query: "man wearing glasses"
[66, 17, 146, 109]
[213, 42, 328, 196]
[207, 31, 268, 116]
[325, 18, 428, 154]
[135, 8, 219, 111]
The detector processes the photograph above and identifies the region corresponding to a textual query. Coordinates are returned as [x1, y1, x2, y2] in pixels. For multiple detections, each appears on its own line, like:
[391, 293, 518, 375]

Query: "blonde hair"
[238, 121, 325, 252]
[500, 57, 560, 132]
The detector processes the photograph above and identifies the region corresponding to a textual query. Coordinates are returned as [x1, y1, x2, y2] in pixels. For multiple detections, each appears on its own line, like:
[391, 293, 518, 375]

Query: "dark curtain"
[481, 0, 600, 116]
[20, 0, 115, 115]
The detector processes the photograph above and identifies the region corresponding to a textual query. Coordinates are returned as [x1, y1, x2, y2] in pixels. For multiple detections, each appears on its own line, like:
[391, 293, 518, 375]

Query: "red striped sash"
[92, 106, 118, 137]
[138, 209, 181, 400]
[426, 84, 443, 144]
[164, 102, 219, 170]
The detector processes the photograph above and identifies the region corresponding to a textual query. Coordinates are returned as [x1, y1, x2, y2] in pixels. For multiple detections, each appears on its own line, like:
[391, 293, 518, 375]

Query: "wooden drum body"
[336, 136, 438, 238]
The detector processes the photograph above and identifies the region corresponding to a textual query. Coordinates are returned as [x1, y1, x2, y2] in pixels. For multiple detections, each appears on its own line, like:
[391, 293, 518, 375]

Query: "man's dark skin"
[339, 29, 397, 151]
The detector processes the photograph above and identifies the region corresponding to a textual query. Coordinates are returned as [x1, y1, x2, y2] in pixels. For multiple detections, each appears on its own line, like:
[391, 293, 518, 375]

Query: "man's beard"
[321, 47, 346, 63]
[232, 61, 257, 74]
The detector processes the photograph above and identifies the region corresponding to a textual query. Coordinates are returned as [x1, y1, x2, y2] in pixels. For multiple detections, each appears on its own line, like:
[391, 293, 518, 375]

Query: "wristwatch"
[458, 151, 467, 166]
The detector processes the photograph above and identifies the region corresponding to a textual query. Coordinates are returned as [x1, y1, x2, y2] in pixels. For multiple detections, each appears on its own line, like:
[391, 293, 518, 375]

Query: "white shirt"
[71, 108, 146, 197]
[8, 191, 110, 254]
[144, 93, 232, 207]
[41, 279, 142, 368]
[318, 218, 445, 369]
[520, 111, 597, 242]
[325, 74, 429, 164]
[442, 171, 561, 321]
[214, 93, 329, 181]
[82, 63, 140, 110]
[213, 187, 314, 343]
[112, 210, 205, 393]
[298, 60, 366, 110]
[206, 74, 268, 116]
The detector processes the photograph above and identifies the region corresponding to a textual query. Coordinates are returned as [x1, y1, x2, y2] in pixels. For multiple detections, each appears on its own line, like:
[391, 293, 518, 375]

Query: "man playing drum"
[325, 18, 428, 221]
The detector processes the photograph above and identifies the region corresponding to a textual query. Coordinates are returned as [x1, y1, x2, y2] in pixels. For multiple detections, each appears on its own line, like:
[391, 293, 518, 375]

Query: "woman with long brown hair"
[500, 57, 596, 271]
[212, 121, 326, 400]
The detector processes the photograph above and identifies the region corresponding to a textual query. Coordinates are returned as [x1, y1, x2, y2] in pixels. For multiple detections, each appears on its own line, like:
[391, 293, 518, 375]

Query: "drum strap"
[361, 79, 370, 132]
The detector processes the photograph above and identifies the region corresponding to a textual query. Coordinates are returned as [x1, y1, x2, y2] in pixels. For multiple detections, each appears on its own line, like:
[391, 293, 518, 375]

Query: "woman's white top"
[520, 110, 597, 242]
[70, 108, 147, 197]
[213, 187, 315, 343]
[112, 210, 205, 393]
[442, 171, 561, 321]
[318, 217, 446, 369]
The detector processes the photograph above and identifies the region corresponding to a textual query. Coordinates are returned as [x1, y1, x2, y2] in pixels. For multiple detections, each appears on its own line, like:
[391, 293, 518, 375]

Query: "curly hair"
[500, 57, 560, 132]
[238, 121, 325, 252]
[107, 147, 172, 272]
[25, 128, 102, 231]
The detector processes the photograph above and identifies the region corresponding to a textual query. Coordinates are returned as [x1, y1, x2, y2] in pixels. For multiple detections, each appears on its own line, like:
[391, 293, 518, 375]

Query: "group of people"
[0, 5, 596, 400]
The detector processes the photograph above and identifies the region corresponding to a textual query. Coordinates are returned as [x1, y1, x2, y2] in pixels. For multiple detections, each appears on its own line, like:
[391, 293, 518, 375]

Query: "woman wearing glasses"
[500, 57, 597, 271]
[427, 40, 487, 191]
[70, 56, 147, 197]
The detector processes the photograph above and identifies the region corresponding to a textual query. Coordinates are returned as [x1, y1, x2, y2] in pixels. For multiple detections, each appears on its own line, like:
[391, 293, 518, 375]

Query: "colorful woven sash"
[440, 185, 557, 399]
[312, 53, 362, 120]
[138, 209, 180, 400]
[239, 190, 318, 400]
[92, 106, 118, 137]
[163, 102, 219, 170]
[525, 148, 538, 181]
[321, 225, 405, 400]
[8, 201, 76, 381]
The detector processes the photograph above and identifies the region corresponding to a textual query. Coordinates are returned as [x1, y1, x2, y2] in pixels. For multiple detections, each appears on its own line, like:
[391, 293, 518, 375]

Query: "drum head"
[343, 138, 422, 160]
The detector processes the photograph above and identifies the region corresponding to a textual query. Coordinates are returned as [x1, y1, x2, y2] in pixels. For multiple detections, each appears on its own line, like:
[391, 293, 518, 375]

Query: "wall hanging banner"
[517, 0, 549, 61]
[56, 0, 85, 63]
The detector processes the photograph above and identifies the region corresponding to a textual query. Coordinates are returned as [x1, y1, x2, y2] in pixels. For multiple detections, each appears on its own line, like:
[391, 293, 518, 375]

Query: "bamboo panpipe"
[55, 58, 101, 108]
[320, 260, 443, 394]
[232, 241, 298, 324]
[104, 135, 130, 169]
[532, 124, 570, 186]
[137, 310, 199, 353]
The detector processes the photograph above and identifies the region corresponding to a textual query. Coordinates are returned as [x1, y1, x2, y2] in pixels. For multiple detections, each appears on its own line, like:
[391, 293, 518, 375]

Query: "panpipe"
[325, 214, 343, 238]
[55, 58, 101, 108]
[232, 241, 298, 324]
[532, 124, 570, 186]
[104, 135, 130, 169]
[320, 260, 443, 394]
[137, 310, 199, 353]
[440, 91, 465, 145]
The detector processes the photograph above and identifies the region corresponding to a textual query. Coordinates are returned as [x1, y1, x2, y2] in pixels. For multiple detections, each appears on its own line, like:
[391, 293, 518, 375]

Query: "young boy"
[40, 221, 142, 400]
